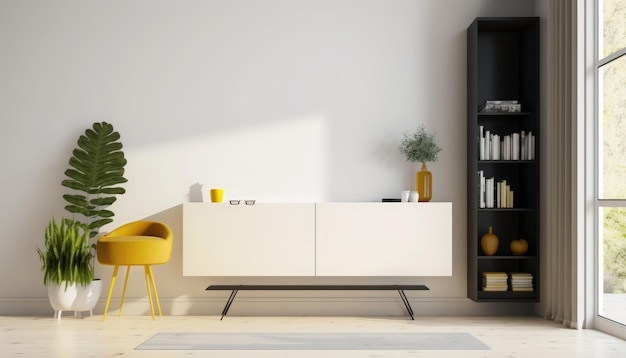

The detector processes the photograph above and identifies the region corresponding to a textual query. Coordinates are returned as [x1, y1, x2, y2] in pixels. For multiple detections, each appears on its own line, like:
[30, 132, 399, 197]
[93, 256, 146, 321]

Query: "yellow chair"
[97, 221, 173, 320]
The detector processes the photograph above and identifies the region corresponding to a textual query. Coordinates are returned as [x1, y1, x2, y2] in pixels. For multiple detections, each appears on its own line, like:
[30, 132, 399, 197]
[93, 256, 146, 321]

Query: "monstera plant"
[62, 122, 128, 240]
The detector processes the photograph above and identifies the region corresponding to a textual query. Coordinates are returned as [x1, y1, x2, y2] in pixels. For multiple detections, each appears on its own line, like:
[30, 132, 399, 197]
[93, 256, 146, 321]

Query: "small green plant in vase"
[37, 218, 94, 288]
[37, 217, 100, 318]
[399, 125, 442, 202]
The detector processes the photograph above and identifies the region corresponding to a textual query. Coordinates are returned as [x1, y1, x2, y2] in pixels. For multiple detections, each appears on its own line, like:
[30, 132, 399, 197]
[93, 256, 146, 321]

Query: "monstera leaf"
[62, 122, 127, 239]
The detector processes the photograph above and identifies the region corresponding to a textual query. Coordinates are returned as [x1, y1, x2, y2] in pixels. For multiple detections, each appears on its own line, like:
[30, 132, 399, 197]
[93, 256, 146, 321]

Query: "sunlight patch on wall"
[121, 114, 329, 220]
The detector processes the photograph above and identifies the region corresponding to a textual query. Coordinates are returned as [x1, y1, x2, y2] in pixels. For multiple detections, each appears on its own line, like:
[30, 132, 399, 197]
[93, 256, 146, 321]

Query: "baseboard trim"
[0, 296, 536, 317]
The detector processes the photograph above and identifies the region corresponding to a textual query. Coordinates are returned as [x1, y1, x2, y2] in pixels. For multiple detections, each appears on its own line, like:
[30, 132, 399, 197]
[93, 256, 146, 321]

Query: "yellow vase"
[481, 226, 499, 256]
[415, 162, 432, 202]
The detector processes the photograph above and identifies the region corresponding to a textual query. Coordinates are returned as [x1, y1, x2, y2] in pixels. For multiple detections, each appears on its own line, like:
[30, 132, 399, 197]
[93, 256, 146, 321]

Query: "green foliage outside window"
[601, 0, 626, 294]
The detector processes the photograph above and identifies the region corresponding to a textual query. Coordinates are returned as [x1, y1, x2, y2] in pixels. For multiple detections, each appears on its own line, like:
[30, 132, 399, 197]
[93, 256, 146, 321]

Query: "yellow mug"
[210, 188, 224, 203]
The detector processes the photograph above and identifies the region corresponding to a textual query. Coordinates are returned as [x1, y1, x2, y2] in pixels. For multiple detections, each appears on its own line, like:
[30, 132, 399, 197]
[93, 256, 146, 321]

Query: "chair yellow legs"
[103, 266, 119, 321]
[102, 265, 162, 321]
[144, 266, 155, 320]
[119, 265, 131, 317]
[145, 265, 163, 316]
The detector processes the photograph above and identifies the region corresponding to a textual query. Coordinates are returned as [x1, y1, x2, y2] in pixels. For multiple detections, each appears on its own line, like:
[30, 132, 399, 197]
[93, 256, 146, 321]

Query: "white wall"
[0, 0, 536, 316]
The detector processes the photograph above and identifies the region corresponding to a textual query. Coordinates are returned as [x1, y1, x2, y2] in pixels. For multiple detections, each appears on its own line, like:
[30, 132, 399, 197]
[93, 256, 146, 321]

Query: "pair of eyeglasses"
[229, 200, 256, 205]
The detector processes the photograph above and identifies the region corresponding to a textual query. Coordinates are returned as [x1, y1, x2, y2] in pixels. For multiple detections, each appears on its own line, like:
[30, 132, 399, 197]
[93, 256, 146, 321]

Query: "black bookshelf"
[467, 17, 540, 302]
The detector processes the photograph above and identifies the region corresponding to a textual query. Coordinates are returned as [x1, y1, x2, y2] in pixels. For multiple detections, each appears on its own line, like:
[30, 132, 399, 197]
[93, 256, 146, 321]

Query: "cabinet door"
[315, 203, 452, 276]
[183, 203, 315, 276]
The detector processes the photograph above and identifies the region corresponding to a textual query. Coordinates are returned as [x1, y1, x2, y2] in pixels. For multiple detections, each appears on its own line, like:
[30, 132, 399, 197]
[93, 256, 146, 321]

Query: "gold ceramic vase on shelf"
[415, 162, 432, 202]
[481, 226, 499, 256]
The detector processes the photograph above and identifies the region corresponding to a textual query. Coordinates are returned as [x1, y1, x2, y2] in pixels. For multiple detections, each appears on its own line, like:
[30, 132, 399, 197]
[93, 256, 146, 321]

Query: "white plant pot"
[48, 279, 102, 319]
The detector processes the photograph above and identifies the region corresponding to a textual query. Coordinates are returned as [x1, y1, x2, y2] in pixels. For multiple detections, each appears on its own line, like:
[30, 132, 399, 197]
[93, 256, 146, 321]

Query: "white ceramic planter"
[48, 279, 102, 319]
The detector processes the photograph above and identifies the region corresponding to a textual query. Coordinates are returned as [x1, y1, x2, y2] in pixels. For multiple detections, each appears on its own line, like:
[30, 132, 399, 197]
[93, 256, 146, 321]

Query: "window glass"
[601, 0, 626, 58]
[600, 207, 626, 324]
[597, 0, 626, 329]
[599, 55, 626, 199]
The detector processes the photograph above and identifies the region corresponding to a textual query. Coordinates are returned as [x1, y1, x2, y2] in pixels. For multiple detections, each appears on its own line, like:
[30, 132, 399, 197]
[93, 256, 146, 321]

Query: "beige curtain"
[544, 0, 584, 329]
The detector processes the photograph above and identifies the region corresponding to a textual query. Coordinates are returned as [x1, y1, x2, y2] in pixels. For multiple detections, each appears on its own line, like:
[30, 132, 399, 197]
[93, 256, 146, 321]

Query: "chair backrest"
[105, 221, 172, 241]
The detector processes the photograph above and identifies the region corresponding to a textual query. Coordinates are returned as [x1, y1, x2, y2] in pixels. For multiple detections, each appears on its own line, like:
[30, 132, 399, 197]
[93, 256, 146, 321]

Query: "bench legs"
[220, 289, 239, 320]
[397, 289, 414, 320]
[218, 289, 415, 320]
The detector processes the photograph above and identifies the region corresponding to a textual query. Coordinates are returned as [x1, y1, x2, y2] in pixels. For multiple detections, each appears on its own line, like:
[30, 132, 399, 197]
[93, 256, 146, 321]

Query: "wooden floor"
[1, 314, 626, 357]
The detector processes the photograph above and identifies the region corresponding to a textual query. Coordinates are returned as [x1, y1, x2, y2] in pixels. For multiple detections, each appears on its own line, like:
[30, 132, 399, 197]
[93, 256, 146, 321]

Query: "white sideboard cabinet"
[315, 203, 452, 276]
[183, 203, 316, 276]
[183, 202, 452, 277]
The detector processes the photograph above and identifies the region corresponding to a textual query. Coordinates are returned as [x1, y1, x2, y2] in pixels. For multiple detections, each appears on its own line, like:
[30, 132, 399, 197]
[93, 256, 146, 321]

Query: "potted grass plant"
[37, 217, 98, 319]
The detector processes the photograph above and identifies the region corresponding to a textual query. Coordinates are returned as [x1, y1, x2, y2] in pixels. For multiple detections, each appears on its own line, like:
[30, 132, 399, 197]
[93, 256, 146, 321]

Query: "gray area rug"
[136, 332, 490, 350]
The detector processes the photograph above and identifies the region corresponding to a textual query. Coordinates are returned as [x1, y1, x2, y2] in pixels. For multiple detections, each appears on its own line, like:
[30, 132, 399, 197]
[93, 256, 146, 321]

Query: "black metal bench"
[206, 284, 429, 320]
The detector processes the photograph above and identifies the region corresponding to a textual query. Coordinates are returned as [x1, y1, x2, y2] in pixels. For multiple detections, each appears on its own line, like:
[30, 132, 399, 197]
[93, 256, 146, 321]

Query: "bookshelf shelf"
[467, 17, 540, 303]
[478, 160, 535, 164]
[478, 112, 534, 116]
[477, 291, 537, 301]
[478, 255, 537, 260]
[477, 208, 532, 212]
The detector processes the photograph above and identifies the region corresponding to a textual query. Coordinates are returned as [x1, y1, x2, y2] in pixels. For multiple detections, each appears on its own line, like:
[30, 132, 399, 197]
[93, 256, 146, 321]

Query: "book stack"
[477, 171, 514, 208]
[509, 272, 534, 292]
[482, 272, 508, 291]
[478, 126, 535, 161]
[478, 100, 521, 113]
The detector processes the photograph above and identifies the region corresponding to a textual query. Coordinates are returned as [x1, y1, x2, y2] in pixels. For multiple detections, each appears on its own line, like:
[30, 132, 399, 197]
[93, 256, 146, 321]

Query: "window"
[596, 0, 626, 328]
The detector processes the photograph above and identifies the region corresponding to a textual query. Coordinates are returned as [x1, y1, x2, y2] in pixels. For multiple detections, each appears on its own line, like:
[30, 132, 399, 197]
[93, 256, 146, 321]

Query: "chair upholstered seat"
[97, 235, 171, 265]
[96, 221, 173, 320]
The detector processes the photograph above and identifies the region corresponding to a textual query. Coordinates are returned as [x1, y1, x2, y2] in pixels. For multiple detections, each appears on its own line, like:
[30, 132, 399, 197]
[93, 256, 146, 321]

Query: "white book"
[486, 178, 490, 208]
[485, 130, 491, 160]
[503, 135, 510, 160]
[479, 171, 485, 208]
[489, 177, 496, 208]
[512, 133, 520, 160]
[521, 131, 526, 160]
[479, 138, 485, 160]
[486, 177, 494, 208]
[485, 178, 493, 208]
[493, 134, 500, 160]
[507, 135, 512, 160]
[484, 178, 489, 208]
[478, 126, 484, 160]
[477, 171, 481, 207]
